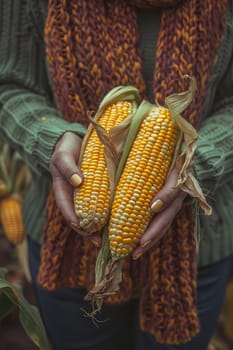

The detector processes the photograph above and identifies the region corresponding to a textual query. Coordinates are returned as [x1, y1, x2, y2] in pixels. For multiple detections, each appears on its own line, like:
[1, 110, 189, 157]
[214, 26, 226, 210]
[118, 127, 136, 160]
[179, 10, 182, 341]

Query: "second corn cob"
[108, 104, 179, 258]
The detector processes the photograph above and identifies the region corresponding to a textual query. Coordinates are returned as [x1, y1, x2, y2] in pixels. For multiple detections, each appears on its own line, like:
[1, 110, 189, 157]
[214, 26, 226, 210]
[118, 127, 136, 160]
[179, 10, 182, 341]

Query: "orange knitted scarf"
[38, 0, 228, 344]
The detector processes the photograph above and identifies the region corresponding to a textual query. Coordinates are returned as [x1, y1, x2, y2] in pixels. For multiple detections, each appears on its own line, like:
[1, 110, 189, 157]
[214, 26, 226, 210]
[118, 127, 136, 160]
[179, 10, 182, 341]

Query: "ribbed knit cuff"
[193, 106, 233, 194]
[34, 116, 86, 173]
[0, 89, 87, 175]
[193, 143, 225, 194]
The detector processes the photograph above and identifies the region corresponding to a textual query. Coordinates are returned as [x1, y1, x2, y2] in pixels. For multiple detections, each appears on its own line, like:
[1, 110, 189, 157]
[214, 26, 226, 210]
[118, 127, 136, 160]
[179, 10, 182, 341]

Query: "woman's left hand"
[132, 167, 187, 260]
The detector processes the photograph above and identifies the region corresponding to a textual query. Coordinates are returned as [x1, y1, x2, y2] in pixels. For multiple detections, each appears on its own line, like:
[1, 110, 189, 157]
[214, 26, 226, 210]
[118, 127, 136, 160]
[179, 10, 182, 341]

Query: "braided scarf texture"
[38, 0, 228, 344]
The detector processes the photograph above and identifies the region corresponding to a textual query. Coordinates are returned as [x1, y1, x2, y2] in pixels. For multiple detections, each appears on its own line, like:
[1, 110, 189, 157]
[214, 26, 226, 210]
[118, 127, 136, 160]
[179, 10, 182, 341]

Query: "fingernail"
[91, 239, 101, 248]
[141, 240, 152, 248]
[70, 222, 80, 231]
[133, 252, 143, 260]
[70, 174, 82, 187]
[150, 199, 164, 214]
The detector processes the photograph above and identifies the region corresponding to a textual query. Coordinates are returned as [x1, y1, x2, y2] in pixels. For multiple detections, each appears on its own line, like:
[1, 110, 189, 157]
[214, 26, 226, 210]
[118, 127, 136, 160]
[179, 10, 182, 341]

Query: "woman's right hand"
[49, 132, 101, 246]
[49, 131, 84, 231]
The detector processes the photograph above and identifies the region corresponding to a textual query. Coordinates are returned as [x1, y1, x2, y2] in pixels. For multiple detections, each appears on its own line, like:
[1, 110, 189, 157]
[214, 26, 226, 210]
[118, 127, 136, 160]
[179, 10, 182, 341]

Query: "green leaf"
[0, 292, 15, 320]
[0, 268, 49, 350]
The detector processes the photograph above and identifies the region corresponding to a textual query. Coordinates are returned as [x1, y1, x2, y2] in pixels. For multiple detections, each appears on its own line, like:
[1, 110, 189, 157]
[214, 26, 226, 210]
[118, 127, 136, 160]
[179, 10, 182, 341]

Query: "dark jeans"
[28, 237, 231, 350]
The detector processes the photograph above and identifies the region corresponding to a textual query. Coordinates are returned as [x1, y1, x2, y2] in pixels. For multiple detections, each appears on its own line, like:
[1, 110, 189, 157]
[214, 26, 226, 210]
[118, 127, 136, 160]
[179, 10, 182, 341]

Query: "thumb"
[50, 150, 83, 187]
[50, 131, 84, 187]
[70, 173, 83, 187]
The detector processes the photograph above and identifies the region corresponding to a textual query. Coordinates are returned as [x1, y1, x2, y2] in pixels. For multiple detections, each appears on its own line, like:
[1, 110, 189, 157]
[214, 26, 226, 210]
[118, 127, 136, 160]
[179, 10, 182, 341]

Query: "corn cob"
[0, 196, 25, 245]
[74, 89, 137, 233]
[108, 106, 179, 258]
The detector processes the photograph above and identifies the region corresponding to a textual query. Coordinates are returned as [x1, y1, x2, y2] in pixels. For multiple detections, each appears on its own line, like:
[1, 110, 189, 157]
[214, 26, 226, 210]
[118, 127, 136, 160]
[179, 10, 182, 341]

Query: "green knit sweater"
[0, 1, 233, 267]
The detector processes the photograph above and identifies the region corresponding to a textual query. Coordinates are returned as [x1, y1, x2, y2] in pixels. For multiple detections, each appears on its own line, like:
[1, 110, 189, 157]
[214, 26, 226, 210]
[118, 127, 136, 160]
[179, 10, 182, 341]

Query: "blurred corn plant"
[0, 267, 49, 350]
[0, 138, 31, 245]
[0, 139, 49, 349]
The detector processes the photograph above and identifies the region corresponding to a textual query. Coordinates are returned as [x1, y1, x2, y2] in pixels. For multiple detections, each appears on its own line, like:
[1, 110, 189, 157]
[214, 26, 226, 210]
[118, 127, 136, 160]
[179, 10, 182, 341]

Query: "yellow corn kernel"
[109, 106, 179, 258]
[74, 101, 134, 233]
[0, 196, 25, 245]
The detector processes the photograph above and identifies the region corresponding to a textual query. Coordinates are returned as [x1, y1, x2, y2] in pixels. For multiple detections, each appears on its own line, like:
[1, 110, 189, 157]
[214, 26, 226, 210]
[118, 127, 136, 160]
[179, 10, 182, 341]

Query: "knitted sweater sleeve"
[194, 103, 233, 194]
[0, 1, 86, 175]
[193, 7, 233, 195]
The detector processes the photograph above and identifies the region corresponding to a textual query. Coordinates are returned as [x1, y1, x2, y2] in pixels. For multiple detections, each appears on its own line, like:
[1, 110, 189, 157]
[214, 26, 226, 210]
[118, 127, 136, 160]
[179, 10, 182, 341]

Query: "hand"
[132, 167, 187, 260]
[50, 132, 101, 245]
